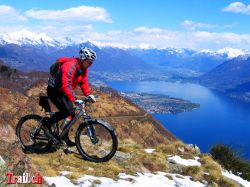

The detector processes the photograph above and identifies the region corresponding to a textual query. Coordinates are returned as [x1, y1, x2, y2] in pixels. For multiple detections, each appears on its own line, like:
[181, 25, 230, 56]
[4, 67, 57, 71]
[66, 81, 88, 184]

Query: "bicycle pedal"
[60, 142, 68, 148]
[63, 148, 73, 154]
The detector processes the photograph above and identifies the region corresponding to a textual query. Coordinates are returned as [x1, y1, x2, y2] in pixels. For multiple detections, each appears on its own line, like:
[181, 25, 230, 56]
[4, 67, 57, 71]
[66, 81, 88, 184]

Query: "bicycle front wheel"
[76, 120, 118, 162]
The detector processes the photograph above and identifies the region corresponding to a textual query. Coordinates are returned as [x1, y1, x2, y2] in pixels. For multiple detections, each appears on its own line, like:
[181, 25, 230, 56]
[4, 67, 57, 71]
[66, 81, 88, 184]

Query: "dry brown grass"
[200, 154, 222, 183]
[156, 143, 177, 155]
[182, 166, 203, 181]
[156, 140, 197, 160]
[28, 139, 170, 183]
[218, 177, 241, 187]
[14, 138, 244, 187]
[178, 154, 241, 186]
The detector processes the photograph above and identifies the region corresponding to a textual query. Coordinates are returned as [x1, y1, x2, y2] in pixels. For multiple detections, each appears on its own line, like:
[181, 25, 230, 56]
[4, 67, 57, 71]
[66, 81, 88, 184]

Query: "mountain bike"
[16, 96, 118, 162]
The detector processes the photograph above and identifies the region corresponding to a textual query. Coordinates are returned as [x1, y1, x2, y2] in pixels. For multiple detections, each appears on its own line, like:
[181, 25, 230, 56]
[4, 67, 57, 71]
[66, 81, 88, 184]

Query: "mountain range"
[1, 30, 249, 75]
[1, 30, 250, 102]
[128, 48, 230, 73]
[200, 56, 250, 102]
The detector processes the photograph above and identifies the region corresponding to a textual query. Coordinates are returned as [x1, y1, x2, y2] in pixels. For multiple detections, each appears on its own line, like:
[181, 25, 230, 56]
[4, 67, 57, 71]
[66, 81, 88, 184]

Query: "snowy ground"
[44, 155, 250, 187]
[222, 171, 250, 187]
[45, 172, 206, 187]
[168, 155, 201, 166]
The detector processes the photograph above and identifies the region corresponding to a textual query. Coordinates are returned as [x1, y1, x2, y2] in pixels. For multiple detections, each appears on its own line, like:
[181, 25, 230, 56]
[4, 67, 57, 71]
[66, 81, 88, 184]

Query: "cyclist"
[45, 47, 97, 145]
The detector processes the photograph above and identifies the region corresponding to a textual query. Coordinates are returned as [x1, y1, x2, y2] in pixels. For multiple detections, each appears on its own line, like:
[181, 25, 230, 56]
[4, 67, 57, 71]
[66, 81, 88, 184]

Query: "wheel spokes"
[20, 119, 49, 146]
[78, 125, 114, 159]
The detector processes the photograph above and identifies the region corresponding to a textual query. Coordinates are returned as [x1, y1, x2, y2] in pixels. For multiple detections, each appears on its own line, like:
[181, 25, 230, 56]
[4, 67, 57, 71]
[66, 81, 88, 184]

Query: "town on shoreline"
[121, 92, 200, 114]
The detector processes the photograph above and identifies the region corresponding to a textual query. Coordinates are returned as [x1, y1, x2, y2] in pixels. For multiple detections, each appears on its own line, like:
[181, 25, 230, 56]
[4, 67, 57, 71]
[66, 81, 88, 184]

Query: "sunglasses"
[87, 60, 93, 65]
[81, 59, 93, 65]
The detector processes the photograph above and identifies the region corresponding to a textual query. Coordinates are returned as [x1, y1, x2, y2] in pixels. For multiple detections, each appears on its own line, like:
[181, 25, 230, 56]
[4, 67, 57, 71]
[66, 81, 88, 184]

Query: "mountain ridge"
[1, 40, 247, 78]
[199, 56, 250, 102]
[1, 30, 249, 58]
[1, 30, 249, 75]
[0, 61, 248, 187]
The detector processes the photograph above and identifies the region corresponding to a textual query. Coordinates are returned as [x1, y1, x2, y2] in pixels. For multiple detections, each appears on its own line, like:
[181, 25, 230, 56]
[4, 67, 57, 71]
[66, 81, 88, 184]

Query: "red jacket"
[56, 57, 91, 102]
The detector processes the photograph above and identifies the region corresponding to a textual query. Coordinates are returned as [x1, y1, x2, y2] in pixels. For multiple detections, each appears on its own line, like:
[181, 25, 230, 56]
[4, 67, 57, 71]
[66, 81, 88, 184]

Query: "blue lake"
[106, 81, 250, 159]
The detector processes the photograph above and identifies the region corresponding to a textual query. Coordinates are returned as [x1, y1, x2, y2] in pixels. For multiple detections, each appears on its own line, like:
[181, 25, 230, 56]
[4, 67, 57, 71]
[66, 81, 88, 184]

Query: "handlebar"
[75, 95, 98, 107]
[74, 96, 98, 117]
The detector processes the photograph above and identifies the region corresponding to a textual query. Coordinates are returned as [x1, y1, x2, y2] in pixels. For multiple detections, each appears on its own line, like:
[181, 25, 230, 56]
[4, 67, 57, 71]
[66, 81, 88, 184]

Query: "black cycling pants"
[47, 86, 74, 125]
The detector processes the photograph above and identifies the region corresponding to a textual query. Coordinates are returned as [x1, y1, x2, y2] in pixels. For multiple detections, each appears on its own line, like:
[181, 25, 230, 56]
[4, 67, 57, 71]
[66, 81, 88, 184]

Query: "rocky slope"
[0, 80, 177, 185]
[0, 67, 248, 186]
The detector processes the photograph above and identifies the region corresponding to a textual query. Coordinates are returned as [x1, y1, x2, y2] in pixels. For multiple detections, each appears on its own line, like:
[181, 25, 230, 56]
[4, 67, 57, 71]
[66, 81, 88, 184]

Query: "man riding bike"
[45, 47, 97, 145]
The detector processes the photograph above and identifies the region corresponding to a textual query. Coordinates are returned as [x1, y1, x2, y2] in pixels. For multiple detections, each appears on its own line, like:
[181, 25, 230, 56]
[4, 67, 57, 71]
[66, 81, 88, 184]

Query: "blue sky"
[1, 0, 250, 50]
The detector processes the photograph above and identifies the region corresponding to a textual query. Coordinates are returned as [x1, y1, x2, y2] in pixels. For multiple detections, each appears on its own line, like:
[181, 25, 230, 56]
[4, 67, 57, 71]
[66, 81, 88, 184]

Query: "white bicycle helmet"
[79, 47, 97, 61]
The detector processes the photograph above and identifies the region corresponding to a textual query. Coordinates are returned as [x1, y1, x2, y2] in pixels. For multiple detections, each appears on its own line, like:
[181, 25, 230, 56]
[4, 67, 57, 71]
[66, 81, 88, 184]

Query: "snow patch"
[222, 170, 250, 187]
[44, 172, 206, 187]
[217, 47, 246, 58]
[168, 155, 201, 166]
[199, 49, 213, 53]
[44, 176, 75, 187]
[0, 156, 5, 165]
[144, 149, 155, 153]
[60, 171, 73, 176]
[77, 172, 206, 187]
[198, 47, 250, 58]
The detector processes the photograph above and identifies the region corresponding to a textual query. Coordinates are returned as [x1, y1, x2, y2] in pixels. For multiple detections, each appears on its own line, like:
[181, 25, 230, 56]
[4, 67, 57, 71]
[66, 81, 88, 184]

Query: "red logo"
[6, 172, 42, 184]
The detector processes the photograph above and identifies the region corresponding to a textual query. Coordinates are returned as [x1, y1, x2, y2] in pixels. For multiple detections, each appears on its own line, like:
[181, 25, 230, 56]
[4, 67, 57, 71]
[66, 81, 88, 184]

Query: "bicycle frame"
[58, 101, 93, 141]
[36, 97, 100, 144]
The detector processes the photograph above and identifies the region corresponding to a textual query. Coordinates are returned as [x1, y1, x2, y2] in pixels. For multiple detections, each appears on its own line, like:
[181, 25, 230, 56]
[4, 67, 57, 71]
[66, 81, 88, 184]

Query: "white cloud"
[0, 5, 26, 22]
[181, 20, 216, 30]
[25, 6, 112, 23]
[1, 5, 249, 50]
[37, 26, 250, 50]
[181, 20, 238, 30]
[39, 24, 94, 39]
[87, 28, 250, 50]
[223, 2, 250, 14]
[133, 27, 163, 34]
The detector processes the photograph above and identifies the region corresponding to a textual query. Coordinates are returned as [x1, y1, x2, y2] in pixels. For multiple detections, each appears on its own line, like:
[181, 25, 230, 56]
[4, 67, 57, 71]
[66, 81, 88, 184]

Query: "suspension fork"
[85, 120, 98, 144]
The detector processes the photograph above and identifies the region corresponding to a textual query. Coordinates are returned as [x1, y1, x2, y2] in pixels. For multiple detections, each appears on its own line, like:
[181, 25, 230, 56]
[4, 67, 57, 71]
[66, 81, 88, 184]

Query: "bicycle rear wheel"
[16, 114, 52, 153]
[76, 120, 118, 162]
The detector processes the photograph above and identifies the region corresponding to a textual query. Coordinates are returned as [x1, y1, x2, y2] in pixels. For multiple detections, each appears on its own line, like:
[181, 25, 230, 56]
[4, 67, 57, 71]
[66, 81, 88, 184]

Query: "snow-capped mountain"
[0, 29, 61, 48]
[1, 29, 250, 74]
[217, 47, 248, 58]
[0, 40, 153, 72]
[197, 47, 249, 59]
[0, 30, 249, 59]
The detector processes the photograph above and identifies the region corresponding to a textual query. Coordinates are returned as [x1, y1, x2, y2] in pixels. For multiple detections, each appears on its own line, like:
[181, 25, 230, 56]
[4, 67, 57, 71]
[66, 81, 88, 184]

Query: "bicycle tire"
[16, 114, 52, 153]
[76, 120, 118, 162]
